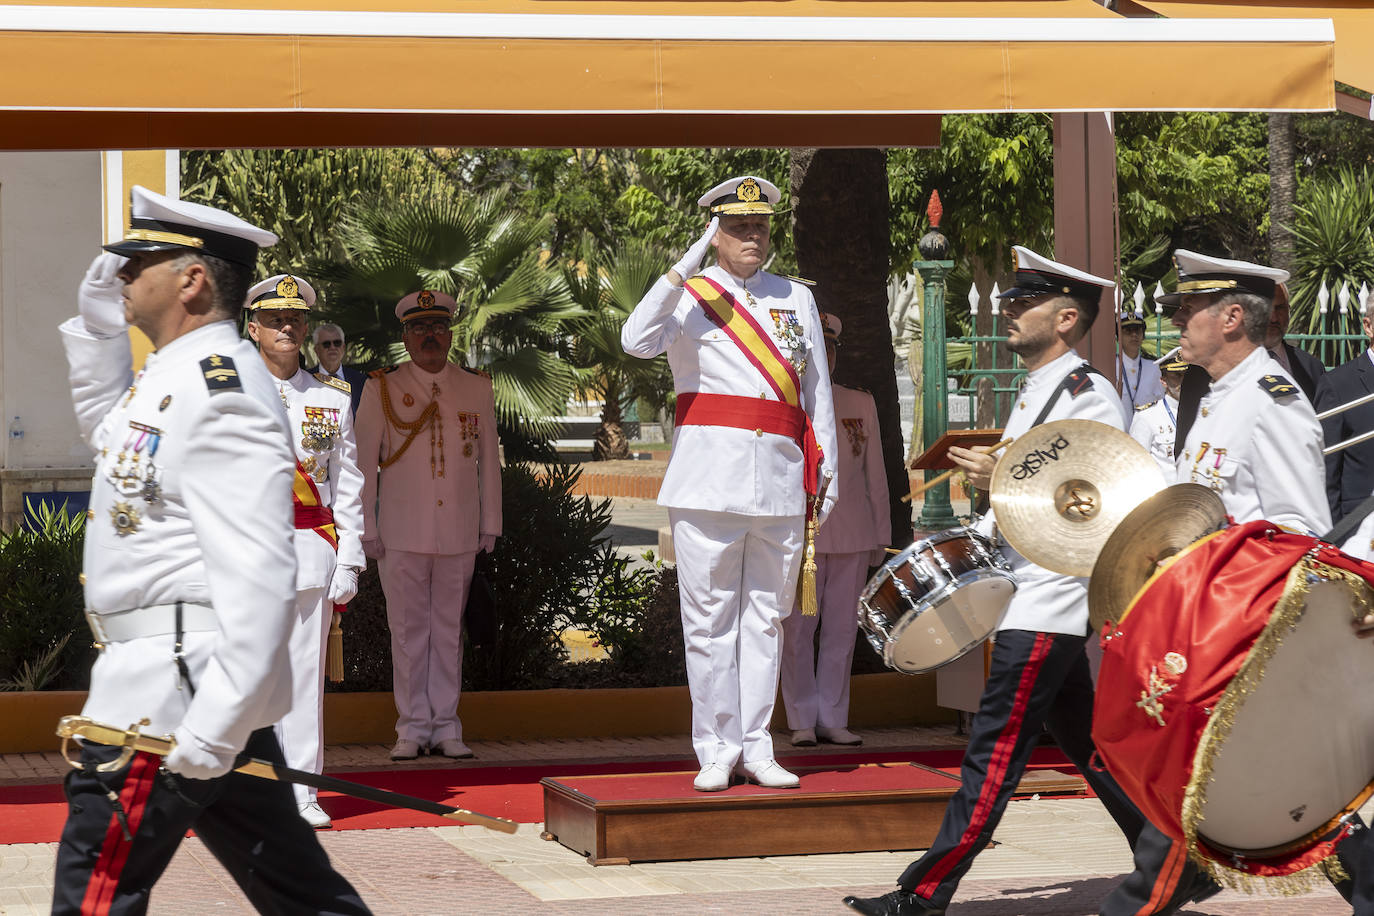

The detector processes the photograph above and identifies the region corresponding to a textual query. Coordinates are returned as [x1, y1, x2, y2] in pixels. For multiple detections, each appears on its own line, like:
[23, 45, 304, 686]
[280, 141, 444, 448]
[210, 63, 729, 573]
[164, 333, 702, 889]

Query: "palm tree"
[565, 245, 674, 460]
[311, 190, 587, 447]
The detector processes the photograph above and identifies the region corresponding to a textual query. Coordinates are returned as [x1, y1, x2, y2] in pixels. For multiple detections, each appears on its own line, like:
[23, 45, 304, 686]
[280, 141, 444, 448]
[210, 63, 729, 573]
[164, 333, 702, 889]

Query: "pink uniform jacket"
[816, 384, 890, 555]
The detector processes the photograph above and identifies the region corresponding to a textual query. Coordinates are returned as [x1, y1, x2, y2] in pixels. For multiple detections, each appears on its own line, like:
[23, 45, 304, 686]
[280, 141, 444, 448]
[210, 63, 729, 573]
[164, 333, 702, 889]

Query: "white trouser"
[379, 550, 475, 745]
[274, 585, 332, 806]
[669, 508, 804, 768]
[780, 550, 867, 730]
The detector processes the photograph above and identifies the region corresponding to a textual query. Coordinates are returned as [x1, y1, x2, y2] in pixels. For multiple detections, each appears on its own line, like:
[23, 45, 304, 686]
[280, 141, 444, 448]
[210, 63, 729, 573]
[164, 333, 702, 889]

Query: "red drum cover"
[1093, 520, 1374, 878]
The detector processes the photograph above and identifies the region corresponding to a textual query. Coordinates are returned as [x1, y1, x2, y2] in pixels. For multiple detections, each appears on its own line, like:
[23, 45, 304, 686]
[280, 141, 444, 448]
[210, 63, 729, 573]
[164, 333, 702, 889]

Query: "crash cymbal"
[989, 419, 1167, 576]
[1088, 484, 1228, 632]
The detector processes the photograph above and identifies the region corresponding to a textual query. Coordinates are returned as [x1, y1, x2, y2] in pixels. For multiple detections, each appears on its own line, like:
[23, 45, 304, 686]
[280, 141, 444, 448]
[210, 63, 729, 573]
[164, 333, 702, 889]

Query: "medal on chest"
[300, 405, 341, 481]
[457, 411, 480, 457]
[842, 417, 866, 457]
[106, 420, 164, 510]
[767, 307, 809, 376]
[1186, 441, 1229, 492]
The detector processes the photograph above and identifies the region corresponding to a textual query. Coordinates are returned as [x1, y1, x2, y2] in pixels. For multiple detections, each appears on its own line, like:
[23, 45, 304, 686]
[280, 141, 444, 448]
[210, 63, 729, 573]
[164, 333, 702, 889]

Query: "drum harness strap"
[1030, 363, 1109, 428]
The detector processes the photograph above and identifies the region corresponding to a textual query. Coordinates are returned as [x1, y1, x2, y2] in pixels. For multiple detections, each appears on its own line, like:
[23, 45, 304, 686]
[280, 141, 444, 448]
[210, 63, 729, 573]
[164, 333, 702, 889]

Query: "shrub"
[0, 501, 93, 691]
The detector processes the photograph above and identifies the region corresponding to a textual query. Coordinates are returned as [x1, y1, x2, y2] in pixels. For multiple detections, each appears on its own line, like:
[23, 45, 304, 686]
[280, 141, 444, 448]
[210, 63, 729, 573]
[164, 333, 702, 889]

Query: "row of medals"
[106, 421, 162, 536]
[300, 416, 338, 482]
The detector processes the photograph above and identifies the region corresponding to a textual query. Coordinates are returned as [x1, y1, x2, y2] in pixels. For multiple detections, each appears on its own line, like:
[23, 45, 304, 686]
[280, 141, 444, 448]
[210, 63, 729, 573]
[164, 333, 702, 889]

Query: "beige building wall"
[0, 150, 176, 530]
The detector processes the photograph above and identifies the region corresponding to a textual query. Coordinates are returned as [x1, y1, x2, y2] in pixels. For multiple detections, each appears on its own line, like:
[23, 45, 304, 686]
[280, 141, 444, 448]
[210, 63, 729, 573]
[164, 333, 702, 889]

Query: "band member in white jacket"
[246, 273, 365, 828]
[782, 313, 889, 747]
[622, 175, 838, 792]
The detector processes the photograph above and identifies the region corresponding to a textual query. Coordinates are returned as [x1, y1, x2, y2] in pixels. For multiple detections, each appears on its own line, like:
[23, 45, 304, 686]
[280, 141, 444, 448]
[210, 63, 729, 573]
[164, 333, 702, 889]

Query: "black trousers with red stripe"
[895, 629, 1146, 909]
[51, 727, 370, 916]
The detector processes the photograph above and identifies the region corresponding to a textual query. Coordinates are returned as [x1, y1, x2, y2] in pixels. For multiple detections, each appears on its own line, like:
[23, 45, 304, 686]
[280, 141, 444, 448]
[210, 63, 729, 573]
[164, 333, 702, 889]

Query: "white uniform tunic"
[355, 360, 502, 746]
[621, 265, 838, 768]
[1128, 394, 1179, 477]
[1118, 351, 1165, 413]
[978, 349, 1126, 637]
[782, 384, 890, 731]
[1175, 345, 1329, 534]
[61, 318, 297, 756]
[273, 369, 364, 803]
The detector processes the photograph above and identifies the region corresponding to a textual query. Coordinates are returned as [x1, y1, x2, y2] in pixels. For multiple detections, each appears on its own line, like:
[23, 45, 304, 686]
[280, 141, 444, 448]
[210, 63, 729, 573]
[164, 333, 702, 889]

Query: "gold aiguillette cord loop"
[376, 373, 439, 470]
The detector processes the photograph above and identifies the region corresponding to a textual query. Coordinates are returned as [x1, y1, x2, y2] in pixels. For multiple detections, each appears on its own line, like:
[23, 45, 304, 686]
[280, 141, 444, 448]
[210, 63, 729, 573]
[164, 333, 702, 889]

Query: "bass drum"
[858, 527, 1016, 674]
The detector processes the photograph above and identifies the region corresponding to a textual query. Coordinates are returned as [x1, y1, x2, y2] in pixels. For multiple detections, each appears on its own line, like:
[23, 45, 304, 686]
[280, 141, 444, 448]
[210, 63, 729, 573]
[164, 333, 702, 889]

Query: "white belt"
[85, 603, 217, 644]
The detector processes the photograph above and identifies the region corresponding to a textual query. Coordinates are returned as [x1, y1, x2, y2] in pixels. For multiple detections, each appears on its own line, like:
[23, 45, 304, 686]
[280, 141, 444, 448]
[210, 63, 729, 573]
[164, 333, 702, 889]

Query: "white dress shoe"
[816, 726, 863, 746]
[298, 801, 332, 829]
[436, 739, 474, 759]
[693, 762, 732, 792]
[791, 728, 817, 747]
[738, 760, 801, 788]
[389, 738, 421, 760]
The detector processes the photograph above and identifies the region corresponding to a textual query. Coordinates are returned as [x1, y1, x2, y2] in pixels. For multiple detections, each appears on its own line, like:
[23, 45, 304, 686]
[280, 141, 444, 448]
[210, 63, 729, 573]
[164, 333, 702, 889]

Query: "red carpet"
[0, 748, 1076, 844]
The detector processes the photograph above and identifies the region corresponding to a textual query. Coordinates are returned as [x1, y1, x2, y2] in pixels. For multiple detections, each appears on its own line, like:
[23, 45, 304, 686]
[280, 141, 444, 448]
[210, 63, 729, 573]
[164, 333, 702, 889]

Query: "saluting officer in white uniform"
[246, 273, 365, 829]
[845, 247, 1151, 916]
[1105, 250, 1340, 916]
[53, 186, 367, 914]
[622, 176, 838, 792]
[1128, 348, 1188, 477]
[781, 313, 889, 748]
[355, 290, 502, 762]
[1117, 309, 1165, 413]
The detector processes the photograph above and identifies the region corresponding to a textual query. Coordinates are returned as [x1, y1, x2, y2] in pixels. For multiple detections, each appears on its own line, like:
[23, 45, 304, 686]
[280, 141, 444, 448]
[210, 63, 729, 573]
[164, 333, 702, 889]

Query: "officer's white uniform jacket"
[1176, 345, 1330, 534]
[977, 349, 1126, 637]
[1128, 394, 1179, 477]
[275, 369, 365, 588]
[816, 384, 888, 554]
[355, 360, 502, 555]
[621, 265, 838, 521]
[61, 318, 297, 755]
[1118, 351, 1165, 413]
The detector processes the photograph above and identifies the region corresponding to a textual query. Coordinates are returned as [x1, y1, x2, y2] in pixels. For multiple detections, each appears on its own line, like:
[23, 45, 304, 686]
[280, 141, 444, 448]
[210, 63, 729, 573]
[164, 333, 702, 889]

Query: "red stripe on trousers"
[915, 632, 1055, 896]
[1137, 836, 1188, 915]
[80, 750, 159, 916]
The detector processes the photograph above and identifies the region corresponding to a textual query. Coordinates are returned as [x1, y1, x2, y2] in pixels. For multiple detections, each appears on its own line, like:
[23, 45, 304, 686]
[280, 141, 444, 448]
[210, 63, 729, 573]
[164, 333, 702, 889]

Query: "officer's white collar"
[1023, 348, 1084, 389]
[146, 319, 240, 365]
[1206, 345, 1270, 397]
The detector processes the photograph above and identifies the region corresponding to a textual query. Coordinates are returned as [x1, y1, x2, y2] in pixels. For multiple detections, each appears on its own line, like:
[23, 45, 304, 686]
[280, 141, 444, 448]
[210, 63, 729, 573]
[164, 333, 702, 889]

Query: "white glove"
[78, 252, 129, 339]
[479, 534, 497, 554]
[328, 565, 360, 605]
[165, 725, 237, 780]
[362, 537, 385, 560]
[670, 217, 719, 284]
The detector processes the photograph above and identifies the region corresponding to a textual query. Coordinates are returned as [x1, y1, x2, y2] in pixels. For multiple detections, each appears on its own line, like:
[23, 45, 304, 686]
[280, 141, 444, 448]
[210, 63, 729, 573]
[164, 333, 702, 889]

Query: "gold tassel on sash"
[326, 610, 345, 684]
[800, 469, 834, 616]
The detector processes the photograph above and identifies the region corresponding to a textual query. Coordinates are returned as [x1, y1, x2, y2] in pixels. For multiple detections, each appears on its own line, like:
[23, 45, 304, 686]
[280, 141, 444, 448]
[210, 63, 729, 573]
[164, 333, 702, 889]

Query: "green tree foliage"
[310, 191, 586, 441]
[181, 148, 443, 275]
[565, 244, 675, 459]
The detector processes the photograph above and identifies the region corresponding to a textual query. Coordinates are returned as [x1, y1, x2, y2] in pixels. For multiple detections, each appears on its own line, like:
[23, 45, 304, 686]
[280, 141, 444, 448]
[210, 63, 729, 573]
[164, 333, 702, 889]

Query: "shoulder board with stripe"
[1258, 374, 1299, 399]
[1065, 369, 1097, 398]
[368, 366, 399, 379]
[1136, 399, 1159, 412]
[200, 355, 241, 393]
[314, 372, 351, 394]
[461, 366, 492, 379]
[782, 274, 817, 287]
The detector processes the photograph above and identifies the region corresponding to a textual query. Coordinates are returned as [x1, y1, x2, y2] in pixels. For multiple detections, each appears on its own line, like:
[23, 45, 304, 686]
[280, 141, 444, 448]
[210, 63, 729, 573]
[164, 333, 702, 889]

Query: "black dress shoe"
[842, 889, 945, 916]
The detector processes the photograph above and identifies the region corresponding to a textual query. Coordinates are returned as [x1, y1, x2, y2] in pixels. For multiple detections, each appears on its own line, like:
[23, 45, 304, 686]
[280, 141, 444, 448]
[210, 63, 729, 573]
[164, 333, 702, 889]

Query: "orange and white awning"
[0, 0, 1336, 149]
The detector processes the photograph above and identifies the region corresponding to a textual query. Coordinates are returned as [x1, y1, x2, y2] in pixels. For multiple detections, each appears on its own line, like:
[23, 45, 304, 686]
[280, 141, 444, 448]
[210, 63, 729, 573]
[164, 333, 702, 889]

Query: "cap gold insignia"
[737, 178, 761, 203]
[418, 290, 436, 309]
[1012, 250, 1022, 269]
[276, 275, 299, 299]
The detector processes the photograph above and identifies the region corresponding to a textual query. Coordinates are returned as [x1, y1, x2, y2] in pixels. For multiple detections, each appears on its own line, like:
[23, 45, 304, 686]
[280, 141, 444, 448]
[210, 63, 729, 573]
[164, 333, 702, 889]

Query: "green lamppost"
[915, 191, 959, 532]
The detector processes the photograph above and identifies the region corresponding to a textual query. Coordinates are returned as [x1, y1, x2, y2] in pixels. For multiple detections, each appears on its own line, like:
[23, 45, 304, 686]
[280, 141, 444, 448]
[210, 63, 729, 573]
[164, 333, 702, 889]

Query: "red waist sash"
[675, 392, 821, 499]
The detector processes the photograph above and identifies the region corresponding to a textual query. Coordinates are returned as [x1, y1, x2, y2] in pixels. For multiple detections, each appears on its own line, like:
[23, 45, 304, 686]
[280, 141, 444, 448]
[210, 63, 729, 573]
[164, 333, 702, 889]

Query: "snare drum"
[1093, 520, 1374, 882]
[858, 527, 1016, 674]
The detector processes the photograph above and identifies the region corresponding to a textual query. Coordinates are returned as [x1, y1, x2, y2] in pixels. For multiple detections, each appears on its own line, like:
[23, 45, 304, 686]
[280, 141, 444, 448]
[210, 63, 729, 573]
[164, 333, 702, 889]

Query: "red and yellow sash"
[292, 460, 338, 549]
[684, 276, 801, 407]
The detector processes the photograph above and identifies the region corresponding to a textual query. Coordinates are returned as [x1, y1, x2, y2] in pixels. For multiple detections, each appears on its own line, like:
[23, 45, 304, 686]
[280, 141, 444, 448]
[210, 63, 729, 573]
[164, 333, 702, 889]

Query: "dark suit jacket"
[306, 364, 367, 416]
[1315, 350, 1374, 523]
[1278, 342, 1326, 403]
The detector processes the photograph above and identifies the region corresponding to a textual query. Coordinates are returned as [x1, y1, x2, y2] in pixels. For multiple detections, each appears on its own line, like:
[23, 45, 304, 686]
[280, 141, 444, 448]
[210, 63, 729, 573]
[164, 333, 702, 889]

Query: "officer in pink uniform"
[781, 313, 890, 747]
[354, 290, 502, 761]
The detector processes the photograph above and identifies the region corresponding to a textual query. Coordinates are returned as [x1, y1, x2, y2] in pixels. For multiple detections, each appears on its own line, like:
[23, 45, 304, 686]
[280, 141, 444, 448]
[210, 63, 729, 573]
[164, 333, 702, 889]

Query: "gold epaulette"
[783, 274, 817, 287]
[368, 366, 399, 379]
[315, 372, 351, 394]
[1136, 399, 1158, 412]
[461, 366, 492, 379]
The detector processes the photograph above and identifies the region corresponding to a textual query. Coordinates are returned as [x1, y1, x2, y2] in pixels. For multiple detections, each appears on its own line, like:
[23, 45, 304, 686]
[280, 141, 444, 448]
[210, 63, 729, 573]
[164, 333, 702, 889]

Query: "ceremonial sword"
[56, 715, 518, 833]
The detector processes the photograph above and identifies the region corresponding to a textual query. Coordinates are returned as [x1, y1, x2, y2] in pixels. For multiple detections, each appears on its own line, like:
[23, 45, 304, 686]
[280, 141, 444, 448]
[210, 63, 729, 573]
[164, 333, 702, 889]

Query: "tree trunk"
[1268, 112, 1297, 273]
[791, 149, 910, 548]
[593, 380, 630, 461]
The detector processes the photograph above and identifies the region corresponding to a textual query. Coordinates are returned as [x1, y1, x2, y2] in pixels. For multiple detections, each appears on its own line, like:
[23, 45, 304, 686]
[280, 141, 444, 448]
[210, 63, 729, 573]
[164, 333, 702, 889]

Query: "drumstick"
[902, 439, 1013, 504]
